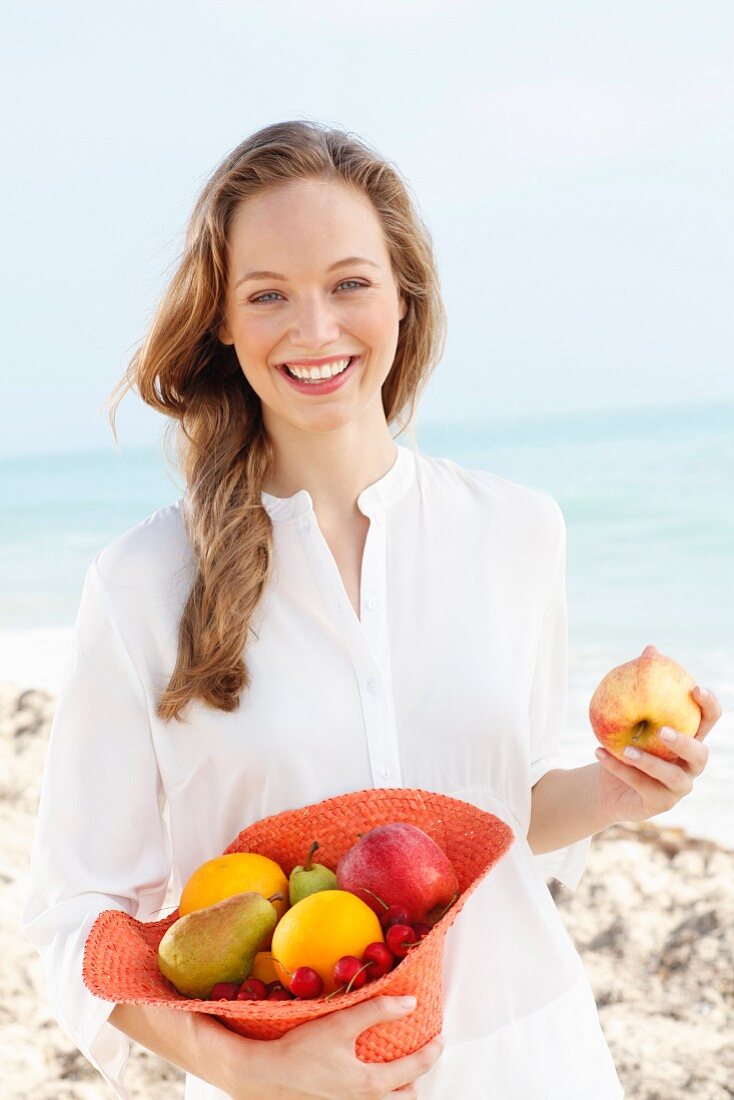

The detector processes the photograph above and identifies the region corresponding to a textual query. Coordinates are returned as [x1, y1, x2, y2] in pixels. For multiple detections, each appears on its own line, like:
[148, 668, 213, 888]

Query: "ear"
[398, 293, 409, 322]
[218, 319, 234, 346]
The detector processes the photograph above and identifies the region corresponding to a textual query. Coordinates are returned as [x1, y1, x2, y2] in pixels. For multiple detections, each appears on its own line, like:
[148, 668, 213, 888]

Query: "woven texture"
[83, 787, 514, 1061]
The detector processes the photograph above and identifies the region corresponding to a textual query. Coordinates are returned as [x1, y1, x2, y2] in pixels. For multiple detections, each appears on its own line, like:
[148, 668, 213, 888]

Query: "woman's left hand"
[595, 682, 722, 825]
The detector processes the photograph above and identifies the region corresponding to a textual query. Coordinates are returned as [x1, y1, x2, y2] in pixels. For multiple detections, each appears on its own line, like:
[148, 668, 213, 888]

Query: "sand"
[3, 682, 733, 1099]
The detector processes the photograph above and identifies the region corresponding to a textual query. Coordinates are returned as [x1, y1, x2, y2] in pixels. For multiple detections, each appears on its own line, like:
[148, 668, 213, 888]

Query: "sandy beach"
[4, 682, 732, 1099]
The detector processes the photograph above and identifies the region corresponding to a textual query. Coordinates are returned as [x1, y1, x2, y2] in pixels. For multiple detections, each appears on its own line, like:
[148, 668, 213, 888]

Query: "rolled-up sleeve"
[21, 559, 172, 1098]
[528, 502, 591, 892]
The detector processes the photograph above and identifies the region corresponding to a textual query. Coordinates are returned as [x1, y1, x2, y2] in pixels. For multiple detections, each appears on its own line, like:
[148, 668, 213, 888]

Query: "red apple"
[589, 645, 701, 764]
[336, 822, 459, 927]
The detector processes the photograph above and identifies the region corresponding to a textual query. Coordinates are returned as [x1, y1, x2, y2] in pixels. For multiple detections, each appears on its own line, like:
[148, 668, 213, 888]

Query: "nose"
[288, 292, 342, 351]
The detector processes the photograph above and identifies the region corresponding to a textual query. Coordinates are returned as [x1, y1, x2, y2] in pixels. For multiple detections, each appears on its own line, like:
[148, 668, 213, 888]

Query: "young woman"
[22, 120, 718, 1099]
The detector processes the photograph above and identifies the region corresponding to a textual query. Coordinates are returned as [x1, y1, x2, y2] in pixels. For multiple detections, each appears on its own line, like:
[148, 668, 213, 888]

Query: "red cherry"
[412, 922, 432, 940]
[266, 981, 293, 1001]
[289, 966, 324, 999]
[333, 955, 370, 992]
[361, 941, 395, 980]
[209, 981, 242, 1000]
[236, 977, 268, 1001]
[379, 904, 411, 930]
[385, 923, 419, 958]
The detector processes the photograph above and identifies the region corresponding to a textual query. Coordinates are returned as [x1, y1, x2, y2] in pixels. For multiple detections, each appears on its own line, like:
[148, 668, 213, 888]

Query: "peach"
[589, 645, 701, 763]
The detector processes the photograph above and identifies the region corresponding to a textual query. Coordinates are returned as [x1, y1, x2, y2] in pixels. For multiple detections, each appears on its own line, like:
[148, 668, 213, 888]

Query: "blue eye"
[250, 280, 367, 304]
[250, 291, 282, 304]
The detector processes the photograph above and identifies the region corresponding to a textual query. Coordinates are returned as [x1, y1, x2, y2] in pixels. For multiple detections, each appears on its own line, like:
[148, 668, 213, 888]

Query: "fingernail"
[400, 996, 417, 1008]
[697, 687, 709, 699]
[595, 747, 607, 759]
[624, 746, 641, 760]
[660, 727, 677, 743]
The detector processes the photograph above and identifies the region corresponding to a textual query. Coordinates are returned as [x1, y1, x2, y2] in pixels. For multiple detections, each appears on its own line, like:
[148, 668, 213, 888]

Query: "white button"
[366, 678, 378, 694]
[379, 766, 391, 779]
[366, 596, 377, 611]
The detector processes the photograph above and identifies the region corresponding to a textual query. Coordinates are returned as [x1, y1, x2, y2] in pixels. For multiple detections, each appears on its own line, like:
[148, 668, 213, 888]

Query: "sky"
[2, 0, 733, 457]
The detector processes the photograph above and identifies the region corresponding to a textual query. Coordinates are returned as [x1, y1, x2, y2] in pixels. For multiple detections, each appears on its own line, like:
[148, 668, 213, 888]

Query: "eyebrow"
[234, 256, 379, 288]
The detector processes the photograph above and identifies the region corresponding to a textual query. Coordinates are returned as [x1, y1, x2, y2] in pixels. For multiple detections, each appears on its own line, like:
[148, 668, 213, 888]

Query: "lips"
[277, 355, 360, 393]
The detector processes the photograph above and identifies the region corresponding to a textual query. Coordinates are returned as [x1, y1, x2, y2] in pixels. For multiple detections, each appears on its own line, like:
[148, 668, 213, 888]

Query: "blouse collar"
[260, 441, 416, 523]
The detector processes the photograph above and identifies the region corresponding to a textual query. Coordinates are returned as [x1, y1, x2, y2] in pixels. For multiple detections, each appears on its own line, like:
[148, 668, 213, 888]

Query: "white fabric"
[22, 441, 624, 1098]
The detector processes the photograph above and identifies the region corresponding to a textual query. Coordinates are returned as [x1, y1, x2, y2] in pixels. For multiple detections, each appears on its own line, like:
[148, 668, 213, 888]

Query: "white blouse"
[22, 441, 625, 1099]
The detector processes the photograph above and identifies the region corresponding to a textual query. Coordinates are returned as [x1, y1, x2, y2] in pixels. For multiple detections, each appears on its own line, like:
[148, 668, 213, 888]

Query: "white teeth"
[284, 357, 352, 381]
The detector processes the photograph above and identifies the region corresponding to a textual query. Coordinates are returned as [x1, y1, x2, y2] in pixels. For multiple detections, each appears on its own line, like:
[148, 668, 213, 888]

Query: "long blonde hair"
[106, 119, 447, 722]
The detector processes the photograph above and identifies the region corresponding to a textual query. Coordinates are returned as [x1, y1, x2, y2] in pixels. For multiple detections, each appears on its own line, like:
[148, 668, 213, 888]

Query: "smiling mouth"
[280, 356, 357, 384]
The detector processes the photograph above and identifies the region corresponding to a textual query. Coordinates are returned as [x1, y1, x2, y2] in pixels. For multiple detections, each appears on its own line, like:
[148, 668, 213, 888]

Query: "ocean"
[1, 398, 732, 848]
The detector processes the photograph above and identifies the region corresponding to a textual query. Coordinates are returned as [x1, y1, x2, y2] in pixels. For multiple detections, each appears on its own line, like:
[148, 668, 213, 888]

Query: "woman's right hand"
[223, 995, 445, 1099]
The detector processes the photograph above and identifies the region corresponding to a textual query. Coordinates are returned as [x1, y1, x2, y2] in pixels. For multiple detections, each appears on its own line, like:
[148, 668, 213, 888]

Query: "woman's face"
[218, 177, 408, 438]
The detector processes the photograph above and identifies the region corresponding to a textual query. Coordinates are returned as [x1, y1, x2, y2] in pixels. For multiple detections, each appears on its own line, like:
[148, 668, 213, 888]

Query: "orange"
[271, 889, 384, 995]
[250, 951, 279, 985]
[178, 853, 289, 949]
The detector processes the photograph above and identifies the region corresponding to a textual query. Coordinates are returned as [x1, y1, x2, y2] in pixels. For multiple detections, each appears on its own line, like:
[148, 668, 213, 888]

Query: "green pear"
[157, 891, 279, 999]
[288, 841, 337, 906]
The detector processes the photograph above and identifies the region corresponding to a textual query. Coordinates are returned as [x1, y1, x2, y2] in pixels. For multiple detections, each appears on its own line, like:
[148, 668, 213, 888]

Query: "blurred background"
[2, 3, 733, 1097]
[2, 0, 731, 845]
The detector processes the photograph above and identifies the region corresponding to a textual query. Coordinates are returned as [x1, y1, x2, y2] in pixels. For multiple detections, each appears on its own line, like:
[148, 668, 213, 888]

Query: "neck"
[262, 423, 398, 523]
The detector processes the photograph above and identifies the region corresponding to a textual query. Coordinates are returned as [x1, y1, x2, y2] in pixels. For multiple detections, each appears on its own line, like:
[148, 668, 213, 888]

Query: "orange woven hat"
[84, 787, 514, 1061]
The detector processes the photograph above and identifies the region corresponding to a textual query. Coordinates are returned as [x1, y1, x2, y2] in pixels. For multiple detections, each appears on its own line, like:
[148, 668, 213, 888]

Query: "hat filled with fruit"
[83, 787, 514, 1061]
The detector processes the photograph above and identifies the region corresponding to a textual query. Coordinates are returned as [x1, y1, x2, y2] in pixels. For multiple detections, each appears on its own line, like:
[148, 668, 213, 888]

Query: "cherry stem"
[432, 890, 459, 924]
[346, 962, 372, 993]
[324, 960, 373, 1000]
[358, 886, 389, 910]
[260, 951, 288, 976]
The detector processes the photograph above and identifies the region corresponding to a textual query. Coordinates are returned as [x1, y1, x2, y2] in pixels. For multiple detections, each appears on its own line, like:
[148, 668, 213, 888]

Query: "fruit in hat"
[271, 889, 383, 995]
[289, 966, 323, 999]
[237, 977, 268, 1001]
[336, 822, 459, 926]
[288, 841, 337, 906]
[157, 891, 279, 999]
[178, 852, 289, 949]
[250, 950, 279, 985]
